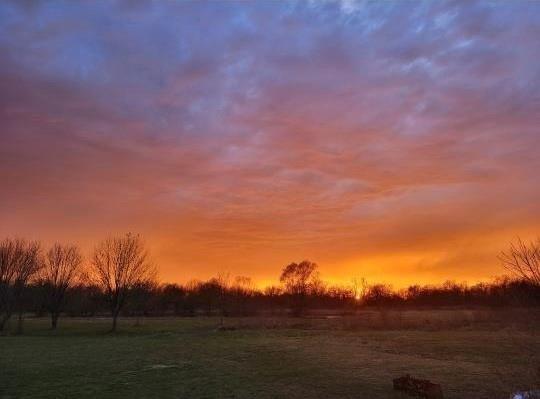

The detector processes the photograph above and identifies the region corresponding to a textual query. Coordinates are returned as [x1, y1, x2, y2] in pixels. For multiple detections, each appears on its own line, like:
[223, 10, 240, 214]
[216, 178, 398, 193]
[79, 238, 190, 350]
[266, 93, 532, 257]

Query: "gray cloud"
[0, 0, 539, 284]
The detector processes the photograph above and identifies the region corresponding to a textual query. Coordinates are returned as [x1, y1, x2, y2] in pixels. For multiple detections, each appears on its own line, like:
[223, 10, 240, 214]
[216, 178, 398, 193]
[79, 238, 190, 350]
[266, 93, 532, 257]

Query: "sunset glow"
[1, 1, 539, 287]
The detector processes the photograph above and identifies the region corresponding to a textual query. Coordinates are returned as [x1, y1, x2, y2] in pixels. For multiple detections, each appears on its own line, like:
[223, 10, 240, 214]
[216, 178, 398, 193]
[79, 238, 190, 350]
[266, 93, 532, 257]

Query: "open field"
[1, 311, 539, 399]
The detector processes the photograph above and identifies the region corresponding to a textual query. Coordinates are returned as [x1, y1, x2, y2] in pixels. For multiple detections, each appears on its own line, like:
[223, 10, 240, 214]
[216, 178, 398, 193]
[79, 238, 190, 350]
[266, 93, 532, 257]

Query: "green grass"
[0, 316, 538, 398]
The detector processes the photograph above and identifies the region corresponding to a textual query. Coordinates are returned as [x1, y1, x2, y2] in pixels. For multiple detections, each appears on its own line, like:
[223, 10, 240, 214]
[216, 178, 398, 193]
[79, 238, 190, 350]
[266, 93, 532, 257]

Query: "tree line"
[0, 233, 153, 332]
[1, 234, 539, 332]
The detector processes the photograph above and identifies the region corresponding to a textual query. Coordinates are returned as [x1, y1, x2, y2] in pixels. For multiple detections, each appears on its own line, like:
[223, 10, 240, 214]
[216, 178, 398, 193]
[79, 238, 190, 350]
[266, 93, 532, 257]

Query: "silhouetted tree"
[64, 283, 103, 317]
[129, 280, 157, 326]
[279, 260, 319, 316]
[90, 233, 155, 332]
[197, 279, 221, 316]
[499, 237, 540, 286]
[230, 276, 254, 316]
[363, 284, 397, 307]
[263, 285, 283, 315]
[0, 238, 41, 332]
[159, 283, 187, 315]
[40, 243, 84, 329]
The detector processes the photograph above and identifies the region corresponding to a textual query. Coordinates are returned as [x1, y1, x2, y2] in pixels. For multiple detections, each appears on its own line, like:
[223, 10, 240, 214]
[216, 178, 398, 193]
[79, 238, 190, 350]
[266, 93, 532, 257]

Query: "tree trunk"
[111, 311, 119, 332]
[16, 312, 24, 335]
[51, 312, 59, 330]
[0, 312, 11, 332]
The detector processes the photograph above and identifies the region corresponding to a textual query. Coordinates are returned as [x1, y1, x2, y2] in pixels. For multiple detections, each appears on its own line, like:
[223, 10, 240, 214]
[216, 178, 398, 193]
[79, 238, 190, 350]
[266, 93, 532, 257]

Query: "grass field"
[1, 312, 539, 399]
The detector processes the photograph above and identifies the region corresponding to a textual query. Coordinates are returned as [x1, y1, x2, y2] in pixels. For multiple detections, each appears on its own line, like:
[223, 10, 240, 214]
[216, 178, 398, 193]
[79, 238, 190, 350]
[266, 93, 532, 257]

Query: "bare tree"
[90, 233, 155, 332]
[0, 238, 41, 332]
[499, 237, 540, 286]
[498, 237, 540, 394]
[279, 260, 319, 316]
[40, 243, 84, 329]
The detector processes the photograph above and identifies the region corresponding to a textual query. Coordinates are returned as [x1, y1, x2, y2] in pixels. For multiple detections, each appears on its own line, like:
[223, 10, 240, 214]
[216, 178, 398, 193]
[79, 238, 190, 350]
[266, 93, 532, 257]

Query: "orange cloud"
[1, 1, 539, 287]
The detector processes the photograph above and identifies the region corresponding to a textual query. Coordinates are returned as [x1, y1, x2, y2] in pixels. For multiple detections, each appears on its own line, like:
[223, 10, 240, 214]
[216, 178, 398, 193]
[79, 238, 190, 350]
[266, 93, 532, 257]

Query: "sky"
[1, 0, 539, 287]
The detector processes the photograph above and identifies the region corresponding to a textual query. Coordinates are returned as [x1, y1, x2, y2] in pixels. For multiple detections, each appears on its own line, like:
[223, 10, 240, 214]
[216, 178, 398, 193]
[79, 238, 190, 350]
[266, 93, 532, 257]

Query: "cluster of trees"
[0, 233, 153, 332]
[1, 235, 540, 332]
[361, 278, 540, 307]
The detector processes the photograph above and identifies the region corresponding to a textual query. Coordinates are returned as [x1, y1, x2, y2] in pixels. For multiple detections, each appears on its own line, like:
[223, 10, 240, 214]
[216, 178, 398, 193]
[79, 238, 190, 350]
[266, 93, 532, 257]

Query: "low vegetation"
[0, 315, 538, 399]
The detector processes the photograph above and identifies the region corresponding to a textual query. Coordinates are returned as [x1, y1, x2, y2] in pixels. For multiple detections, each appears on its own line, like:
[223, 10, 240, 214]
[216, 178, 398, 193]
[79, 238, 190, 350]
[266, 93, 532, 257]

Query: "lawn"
[0, 315, 538, 398]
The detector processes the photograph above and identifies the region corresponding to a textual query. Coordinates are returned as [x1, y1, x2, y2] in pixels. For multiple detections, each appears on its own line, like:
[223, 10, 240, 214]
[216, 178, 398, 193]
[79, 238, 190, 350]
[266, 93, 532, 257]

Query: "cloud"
[0, 0, 539, 285]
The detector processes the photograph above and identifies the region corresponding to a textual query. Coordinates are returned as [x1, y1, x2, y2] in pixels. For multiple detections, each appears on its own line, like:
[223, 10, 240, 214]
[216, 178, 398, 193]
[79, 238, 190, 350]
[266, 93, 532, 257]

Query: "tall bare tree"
[0, 238, 41, 331]
[499, 237, 540, 286]
[498, 237, 540, 392]
[279, 260, 319, 316]
[90, 233, 155, 332]
[40, 243, 84, 329]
